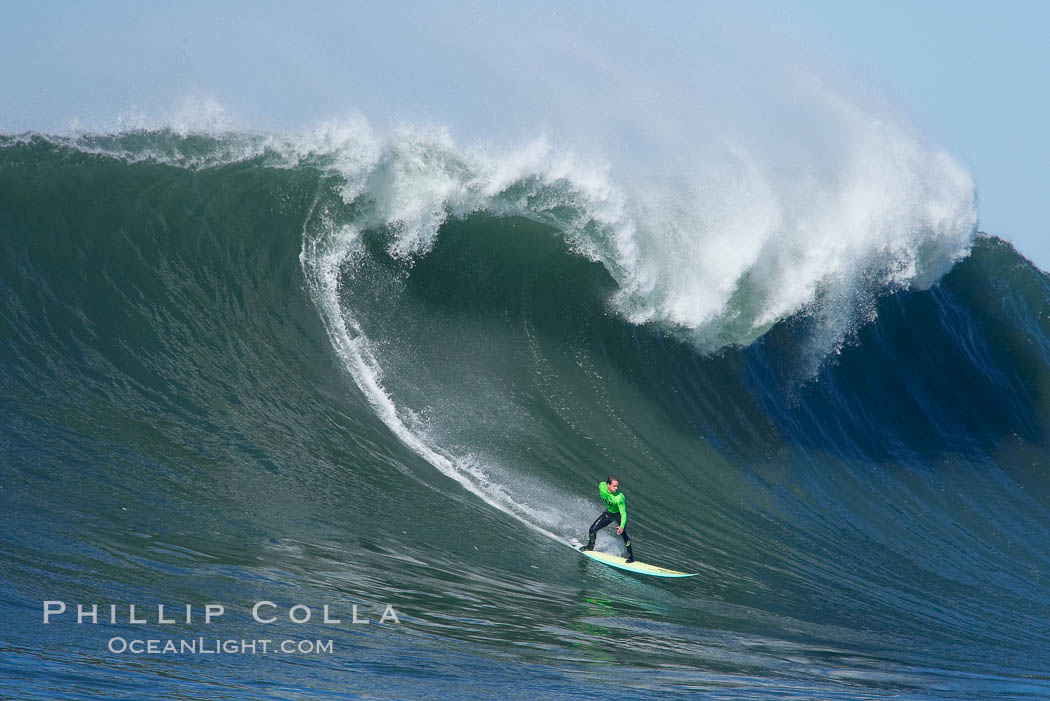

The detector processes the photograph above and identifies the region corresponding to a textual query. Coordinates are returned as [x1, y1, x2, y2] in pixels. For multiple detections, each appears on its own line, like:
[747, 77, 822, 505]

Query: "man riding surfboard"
[579, 475, 635, 563]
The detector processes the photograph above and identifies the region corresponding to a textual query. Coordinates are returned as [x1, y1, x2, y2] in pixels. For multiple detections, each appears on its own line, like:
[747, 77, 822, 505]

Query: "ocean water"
[2, 127, 1049, 699]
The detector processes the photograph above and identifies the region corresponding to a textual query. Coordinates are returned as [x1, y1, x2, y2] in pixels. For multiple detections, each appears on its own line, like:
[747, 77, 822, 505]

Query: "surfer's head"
[607, 476, 619, 492]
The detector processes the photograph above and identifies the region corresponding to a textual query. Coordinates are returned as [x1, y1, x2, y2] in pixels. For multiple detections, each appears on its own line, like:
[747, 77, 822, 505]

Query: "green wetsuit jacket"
[598, 481, 627, 528]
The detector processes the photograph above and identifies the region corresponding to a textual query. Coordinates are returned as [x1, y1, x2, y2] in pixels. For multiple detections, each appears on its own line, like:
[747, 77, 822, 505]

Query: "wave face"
[3, 131, 1050, 699]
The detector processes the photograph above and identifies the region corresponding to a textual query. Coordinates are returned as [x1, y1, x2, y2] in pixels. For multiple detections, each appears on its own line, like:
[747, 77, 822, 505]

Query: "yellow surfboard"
[576, 546, 698, 578]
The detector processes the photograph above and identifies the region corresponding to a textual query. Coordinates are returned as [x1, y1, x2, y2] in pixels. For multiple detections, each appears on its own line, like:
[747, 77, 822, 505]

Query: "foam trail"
[299, 199, 570, 544]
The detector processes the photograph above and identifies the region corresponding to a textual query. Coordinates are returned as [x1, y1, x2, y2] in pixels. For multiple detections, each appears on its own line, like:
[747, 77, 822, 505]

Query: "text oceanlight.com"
[108, 637, 335, 655]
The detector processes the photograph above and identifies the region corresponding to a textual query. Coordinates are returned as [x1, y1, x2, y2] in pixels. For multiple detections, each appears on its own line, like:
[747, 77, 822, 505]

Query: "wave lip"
[7, 84, 979, 356]
[285, 118, 977, 362]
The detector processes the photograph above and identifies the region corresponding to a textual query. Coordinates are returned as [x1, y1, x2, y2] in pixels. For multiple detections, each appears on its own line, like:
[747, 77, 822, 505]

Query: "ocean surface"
[2, 129, 1050, 699]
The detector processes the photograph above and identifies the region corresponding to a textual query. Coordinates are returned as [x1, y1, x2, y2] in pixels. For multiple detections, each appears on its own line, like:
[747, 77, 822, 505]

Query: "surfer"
[579, 476, 635, 562]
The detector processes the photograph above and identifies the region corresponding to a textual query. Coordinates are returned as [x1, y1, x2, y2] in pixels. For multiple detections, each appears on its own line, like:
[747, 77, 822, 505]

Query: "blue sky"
[2, 1, 1047, 270]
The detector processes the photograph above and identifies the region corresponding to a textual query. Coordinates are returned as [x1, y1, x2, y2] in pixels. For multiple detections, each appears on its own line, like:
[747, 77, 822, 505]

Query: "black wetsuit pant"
[586, 511, 633, 559]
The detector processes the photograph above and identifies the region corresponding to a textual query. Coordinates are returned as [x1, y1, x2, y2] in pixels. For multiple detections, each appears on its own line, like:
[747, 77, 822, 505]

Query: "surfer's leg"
[619, 528, 634, 562]
[582, 512, 615, 550]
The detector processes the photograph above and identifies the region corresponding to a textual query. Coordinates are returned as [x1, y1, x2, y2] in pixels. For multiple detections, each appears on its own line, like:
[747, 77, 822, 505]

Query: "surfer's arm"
[598, 481, 609, 498]
[618, 496, 627, 529]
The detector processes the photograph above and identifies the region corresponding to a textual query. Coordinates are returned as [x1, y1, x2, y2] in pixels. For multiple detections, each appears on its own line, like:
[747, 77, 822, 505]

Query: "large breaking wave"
[5, 115, 1048, 698]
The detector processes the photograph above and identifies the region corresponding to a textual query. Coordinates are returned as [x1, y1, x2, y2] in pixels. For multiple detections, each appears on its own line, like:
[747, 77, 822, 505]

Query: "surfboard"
[570, 541, 698, 578]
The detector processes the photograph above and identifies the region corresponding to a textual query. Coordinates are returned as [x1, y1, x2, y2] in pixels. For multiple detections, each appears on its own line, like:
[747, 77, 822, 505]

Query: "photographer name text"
[42, 601, 401, 625]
